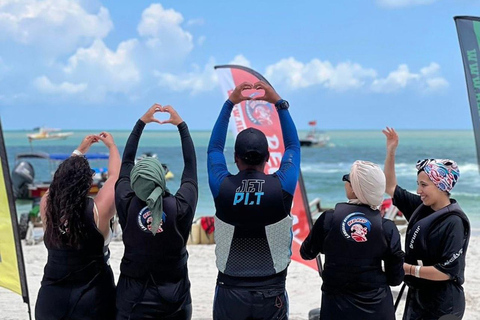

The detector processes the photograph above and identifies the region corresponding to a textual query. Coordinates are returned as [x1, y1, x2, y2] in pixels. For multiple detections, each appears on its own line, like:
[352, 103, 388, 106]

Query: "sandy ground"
[1, 236, 479, 320]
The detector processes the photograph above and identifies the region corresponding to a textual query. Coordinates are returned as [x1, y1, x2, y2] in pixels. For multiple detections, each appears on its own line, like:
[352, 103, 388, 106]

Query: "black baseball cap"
[234, 128, 269, 165]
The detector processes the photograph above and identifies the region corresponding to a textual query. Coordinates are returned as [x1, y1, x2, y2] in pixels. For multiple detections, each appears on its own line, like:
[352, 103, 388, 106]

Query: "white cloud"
[263, 57, 447, 94]
[197, 35, 206, 46]
[265, 57, 377, 91]
[152, 54, 253, 94]
[186, 18, 205, 27]
[376, 0, 437, 8]
[34, 76, 87, 94]
[53, 39, 140, 100]
[371, 62, 448, 93]
[0, 0, 112, 55]
[154, 58, 218, 94]
[137, 3, 193, 62]
[229, 55, 251, 68]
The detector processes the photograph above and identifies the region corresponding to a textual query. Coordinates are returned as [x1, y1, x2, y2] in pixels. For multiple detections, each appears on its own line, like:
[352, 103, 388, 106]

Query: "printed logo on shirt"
[441, 248, 463, 267]
[409, 225, 421, 249]
[341, 212, 371, 243]
[245, 99, 273, 126]
[137, 206, 166, 234]
[233, 179, 265, 206]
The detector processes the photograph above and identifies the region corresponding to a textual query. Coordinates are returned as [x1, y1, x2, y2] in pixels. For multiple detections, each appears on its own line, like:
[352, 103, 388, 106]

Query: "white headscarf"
[348, 160, 386, 210]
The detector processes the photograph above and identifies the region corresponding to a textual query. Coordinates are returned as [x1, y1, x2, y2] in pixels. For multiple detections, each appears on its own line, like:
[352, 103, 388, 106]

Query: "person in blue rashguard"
[207, 81, 300, 320]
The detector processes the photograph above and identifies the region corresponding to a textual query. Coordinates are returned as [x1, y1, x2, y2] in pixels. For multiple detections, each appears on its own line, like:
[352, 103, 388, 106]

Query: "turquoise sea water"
[4, 129, 480, 228]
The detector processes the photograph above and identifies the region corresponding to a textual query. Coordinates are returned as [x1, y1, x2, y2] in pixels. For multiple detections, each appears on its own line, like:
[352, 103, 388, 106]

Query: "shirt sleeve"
[115, 119, 145, 225]
[382, 219, 405, 286]
[207, 100, 233, 198]
[392, 185, 423, 221]
[433, 215, 468, 282]
[300, 210, 332, 260]
[174, 121, 198, 221]
[275, 108, 301, 196]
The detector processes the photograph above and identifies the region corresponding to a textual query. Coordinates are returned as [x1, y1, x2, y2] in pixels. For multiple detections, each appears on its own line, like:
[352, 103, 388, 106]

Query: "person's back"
[301, 161, 404, 320]
[38, 197, 115, 319]
[208, 81, 300, 320]
[321, 203, 392, 291]
[215, 168, 292, 280]
[115, 104, 197, 320]
[36, 134, 120, 320]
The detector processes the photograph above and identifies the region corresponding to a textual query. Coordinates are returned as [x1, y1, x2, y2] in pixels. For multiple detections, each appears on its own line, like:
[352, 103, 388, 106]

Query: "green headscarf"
[130, 157, 170, 235]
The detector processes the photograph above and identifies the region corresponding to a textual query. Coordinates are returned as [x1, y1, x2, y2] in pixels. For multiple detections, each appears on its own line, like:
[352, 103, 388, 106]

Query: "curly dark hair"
[44, 156, 93, 249]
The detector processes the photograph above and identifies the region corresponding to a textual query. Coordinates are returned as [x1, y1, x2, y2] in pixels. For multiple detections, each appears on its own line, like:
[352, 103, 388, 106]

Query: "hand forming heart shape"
[229, 81, 281, 105]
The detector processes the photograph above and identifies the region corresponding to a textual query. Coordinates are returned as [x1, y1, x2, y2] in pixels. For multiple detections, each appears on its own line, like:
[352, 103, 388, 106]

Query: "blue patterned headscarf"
[416, 159, 460, 193]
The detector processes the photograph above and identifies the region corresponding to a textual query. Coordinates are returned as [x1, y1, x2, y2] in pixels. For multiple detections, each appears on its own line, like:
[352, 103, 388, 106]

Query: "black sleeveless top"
[43, 198, 106, 280]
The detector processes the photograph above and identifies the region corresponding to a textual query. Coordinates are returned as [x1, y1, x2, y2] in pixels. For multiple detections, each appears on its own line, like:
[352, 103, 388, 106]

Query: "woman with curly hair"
[35, 132, 120, 320]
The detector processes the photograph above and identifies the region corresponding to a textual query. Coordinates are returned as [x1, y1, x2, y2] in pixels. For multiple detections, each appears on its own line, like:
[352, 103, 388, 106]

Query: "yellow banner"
[0, 157, 22, 295]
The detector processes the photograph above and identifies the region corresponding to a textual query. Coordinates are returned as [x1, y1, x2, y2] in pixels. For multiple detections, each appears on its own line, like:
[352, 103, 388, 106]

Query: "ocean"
[4, 129, 480, 228]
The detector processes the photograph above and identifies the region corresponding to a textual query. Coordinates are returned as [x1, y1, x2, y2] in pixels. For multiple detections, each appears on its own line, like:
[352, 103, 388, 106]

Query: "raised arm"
[207, 82, 252, 198]
[93, 132, 120, 233]
[382, 127, 398, 197]
[161, 105, 198, 219]
[115, 104, 162, 225]
[119, 104, 162, 181]
[253, 81, 300, 195]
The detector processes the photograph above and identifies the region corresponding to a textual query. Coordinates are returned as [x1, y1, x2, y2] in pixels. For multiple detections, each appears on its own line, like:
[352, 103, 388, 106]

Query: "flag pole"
[0, 118, 32, 319]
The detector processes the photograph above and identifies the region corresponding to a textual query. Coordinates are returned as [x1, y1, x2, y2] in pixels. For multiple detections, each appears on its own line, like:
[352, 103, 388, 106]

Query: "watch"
[275, 99, 289, 110]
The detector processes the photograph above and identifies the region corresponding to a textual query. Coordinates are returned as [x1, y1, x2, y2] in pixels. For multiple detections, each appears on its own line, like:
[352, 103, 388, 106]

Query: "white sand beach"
[1, 236, 479, 320]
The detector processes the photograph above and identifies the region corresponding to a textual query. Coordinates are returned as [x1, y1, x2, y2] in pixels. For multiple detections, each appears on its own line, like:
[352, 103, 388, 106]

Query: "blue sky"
[0, 0, 479, 130]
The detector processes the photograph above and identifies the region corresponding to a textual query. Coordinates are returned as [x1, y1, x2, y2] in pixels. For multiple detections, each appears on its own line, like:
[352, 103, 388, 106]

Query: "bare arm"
[40, 190, 48, 231]
[93, 132, 120, 235]
[404, 263, 450, 281]
[382, 127, 398, 197]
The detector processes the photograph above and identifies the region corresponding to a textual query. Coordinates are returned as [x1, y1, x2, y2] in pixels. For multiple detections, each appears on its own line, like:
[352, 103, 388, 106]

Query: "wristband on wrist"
[72, 149, 83, 156]
[415, 265, 421, 278]
[274, 99, 289, 110]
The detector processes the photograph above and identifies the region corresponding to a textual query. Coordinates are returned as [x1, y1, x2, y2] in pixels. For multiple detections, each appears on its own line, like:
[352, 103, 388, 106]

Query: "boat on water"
[27, 127, 73, 142]
[300, 121, 330, 147]
[11, 152, 109, 200]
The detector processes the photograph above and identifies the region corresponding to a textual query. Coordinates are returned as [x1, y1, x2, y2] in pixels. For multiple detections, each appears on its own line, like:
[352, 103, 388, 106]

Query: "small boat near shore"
[27, 127, 73, 142]
[300, 121, 330, 147]
[12, 152, 109, 200]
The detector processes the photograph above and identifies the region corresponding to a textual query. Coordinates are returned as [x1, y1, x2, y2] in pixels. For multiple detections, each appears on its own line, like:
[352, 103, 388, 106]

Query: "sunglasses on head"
[342, 174, 350, 183]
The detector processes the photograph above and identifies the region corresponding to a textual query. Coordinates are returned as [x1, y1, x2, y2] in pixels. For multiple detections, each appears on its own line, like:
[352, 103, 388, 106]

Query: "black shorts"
[213, 285, 288, 320]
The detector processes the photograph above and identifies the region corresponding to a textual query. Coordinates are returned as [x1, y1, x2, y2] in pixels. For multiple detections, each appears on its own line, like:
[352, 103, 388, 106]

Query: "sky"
[0, 0, 479, 130]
